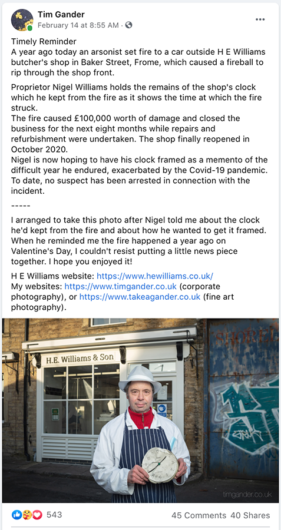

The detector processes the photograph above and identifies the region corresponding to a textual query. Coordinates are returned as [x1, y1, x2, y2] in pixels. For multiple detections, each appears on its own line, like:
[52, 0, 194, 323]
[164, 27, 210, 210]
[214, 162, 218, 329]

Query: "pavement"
[3, 456, 96, 481]
[2, 455, 279, 503]
[2, 454, 203, 484]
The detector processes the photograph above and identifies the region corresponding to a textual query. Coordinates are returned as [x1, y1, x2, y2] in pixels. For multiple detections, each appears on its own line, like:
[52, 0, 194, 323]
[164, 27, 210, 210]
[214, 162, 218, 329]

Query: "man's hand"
[127, 465, 149, 485]
[175, 458, 187, 480]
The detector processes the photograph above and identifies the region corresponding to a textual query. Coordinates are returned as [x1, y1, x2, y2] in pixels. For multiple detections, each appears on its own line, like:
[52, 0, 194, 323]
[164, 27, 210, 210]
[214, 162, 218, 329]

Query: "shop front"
[22, 327, 196, 462]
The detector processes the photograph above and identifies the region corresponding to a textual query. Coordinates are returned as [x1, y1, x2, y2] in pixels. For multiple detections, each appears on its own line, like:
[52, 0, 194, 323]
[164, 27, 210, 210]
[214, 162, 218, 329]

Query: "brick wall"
[184, 319, 205, 474]
[27, 318, 199, 340]
[2, 319, 29, 455]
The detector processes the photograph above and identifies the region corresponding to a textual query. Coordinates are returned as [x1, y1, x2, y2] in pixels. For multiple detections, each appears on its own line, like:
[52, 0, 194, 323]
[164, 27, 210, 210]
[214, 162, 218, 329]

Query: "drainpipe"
[24, 319, 30, 461]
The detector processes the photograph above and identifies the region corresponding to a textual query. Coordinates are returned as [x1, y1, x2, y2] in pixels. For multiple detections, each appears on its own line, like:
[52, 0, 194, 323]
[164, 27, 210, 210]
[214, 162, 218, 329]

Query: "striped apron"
[112, 411, 176, 503]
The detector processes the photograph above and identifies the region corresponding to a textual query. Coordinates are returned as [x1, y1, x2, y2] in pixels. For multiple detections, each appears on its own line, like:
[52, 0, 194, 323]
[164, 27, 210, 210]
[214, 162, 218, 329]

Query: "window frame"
[91, 318, 127, 327]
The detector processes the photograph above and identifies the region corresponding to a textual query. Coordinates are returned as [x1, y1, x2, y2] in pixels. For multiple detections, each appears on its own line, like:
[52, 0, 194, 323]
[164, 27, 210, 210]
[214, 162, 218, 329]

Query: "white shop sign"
[42, 351, 118, 366]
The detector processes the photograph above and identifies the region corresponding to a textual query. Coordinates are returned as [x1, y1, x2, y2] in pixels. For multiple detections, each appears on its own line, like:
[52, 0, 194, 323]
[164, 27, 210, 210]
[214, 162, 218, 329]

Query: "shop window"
[91, 318, 126, 326]
[43, 364, 120, 435]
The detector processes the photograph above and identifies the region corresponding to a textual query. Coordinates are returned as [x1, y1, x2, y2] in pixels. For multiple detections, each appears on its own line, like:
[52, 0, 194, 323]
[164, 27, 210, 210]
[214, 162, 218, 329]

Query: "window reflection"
[94, 400, 119, 435]
[94, 364, 120, 399]
[68, 365, 92, 399]
[149, 362, 176, 372]
[154, 381, 172, 401]
[92, 318, 126, 326]
[44, 368, 66, 400]
[44, 401, 66, 434]
[129, 362, 176, 373]
[68, 401, 92, 435]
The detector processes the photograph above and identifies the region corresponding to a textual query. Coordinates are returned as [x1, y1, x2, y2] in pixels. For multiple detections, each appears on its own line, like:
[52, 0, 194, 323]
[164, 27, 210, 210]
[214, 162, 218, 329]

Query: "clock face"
[142, 447, 179, 484]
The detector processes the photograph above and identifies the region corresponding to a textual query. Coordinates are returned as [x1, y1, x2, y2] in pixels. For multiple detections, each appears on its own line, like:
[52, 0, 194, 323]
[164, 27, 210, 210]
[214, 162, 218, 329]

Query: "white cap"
[118, 365, 162, 394]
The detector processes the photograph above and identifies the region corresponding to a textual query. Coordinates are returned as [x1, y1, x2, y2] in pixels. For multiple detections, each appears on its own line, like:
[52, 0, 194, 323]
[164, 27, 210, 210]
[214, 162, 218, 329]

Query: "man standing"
[90, 366, 190, 502]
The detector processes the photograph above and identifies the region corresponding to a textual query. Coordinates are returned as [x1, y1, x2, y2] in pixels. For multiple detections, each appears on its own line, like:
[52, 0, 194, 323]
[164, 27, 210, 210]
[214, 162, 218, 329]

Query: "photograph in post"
[2, 318, 279, 504]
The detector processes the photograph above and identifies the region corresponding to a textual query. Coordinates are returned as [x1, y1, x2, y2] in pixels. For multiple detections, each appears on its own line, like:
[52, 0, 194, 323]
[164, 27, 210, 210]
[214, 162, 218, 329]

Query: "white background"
[2, 502, 280, 528]
[2, 3, 279, 317]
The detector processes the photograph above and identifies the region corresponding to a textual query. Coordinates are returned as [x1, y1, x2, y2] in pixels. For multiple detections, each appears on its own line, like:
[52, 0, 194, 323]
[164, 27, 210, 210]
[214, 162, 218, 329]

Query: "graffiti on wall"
[211, 377, 279, 455]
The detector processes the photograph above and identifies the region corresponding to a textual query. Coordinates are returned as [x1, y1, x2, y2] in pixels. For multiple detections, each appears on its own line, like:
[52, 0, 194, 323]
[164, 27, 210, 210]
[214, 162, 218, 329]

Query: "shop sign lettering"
[43, 352, 117, 365]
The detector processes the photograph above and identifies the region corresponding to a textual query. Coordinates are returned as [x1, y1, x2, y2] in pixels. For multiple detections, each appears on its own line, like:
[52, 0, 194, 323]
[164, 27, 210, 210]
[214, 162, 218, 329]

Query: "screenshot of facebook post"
[1, 2, 279, 530]
[1, 318, 279, 529]
[1, 2, 279, 318]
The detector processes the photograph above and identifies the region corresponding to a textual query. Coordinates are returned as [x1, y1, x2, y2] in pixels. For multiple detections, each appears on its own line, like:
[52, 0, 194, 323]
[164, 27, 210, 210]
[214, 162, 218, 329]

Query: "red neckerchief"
[128, 407, 154, 429]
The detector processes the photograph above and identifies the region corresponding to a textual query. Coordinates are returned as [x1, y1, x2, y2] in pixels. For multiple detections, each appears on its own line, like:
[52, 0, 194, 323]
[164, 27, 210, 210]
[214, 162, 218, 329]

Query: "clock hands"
[147, 456, 167, 473]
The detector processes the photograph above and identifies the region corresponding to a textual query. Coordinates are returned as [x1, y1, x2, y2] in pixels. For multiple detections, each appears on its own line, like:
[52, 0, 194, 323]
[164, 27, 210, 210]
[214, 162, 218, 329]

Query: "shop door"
[127, 362, 179, 428]
[153, 376, 175, 423]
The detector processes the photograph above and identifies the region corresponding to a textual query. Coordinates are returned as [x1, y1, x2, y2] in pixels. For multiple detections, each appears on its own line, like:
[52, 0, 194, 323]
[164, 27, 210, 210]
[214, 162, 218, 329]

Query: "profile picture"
[11, 9, 33, 31]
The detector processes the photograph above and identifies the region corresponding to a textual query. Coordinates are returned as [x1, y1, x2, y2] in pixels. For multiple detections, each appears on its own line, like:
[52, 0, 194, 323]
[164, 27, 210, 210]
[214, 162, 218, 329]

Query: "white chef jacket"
[90, 407, 191, 496]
